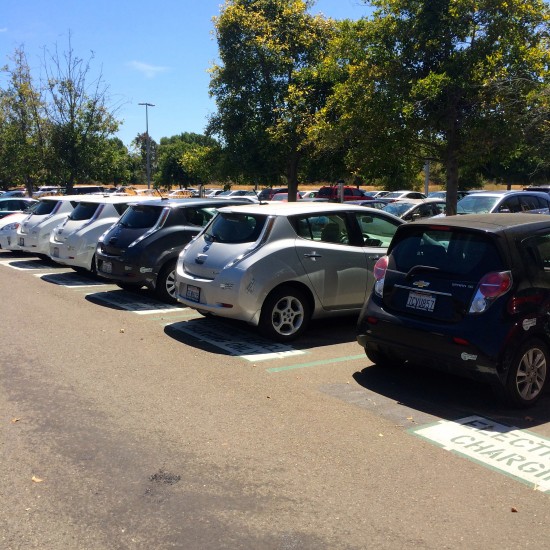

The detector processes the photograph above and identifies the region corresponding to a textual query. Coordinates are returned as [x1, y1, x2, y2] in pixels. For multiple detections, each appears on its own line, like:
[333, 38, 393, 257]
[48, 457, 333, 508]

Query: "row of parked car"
[2, 187, 550, 408]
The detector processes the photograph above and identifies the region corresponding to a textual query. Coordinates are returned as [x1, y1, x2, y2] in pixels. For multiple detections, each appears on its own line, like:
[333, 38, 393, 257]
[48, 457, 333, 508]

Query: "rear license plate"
[18, 237, 24, 246]
[186, 284, 200, 303]
[101, 261, 112, 274]
[406, 291, 436, 312]
[53, 247, 59, 258]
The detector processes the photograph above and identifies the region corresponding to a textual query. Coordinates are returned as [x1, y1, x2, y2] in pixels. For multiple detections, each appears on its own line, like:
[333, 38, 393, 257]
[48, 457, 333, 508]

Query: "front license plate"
[53, 247, 59, 258]
[406, 291, 436, 312]
[186, 284, 200, 303]
[18, 237, 24, 246]
[101, 261, 112, 274]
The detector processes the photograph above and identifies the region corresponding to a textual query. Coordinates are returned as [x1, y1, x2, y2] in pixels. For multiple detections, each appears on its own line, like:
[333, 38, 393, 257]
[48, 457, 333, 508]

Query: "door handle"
[304, 252, 322, 259]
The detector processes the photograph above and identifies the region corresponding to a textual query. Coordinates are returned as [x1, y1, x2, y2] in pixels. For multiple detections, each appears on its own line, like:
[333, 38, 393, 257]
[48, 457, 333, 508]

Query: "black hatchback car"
[357, 213, 550, 407]
[95, 198, 249, 303]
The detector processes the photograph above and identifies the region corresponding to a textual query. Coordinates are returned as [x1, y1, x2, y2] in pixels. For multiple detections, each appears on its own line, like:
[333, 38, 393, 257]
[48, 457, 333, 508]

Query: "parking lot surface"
[1, 250, 549, 549]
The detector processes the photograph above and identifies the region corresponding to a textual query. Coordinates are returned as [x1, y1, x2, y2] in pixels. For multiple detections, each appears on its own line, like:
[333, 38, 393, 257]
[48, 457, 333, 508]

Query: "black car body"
[357, 214, 550, 407]
[95, 198, 250, 303]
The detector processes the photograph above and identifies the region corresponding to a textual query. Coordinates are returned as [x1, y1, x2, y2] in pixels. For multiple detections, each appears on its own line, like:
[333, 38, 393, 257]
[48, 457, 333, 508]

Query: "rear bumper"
[357, 301, 510, 386]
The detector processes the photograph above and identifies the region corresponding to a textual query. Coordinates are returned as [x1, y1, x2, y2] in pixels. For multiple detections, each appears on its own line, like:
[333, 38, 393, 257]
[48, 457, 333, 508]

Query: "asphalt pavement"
[1, 250, 549, 549]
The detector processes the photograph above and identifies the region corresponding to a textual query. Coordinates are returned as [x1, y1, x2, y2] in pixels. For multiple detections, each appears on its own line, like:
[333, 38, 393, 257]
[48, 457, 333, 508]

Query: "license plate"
[406, 290, 436, 312]
[18, 237, 24, 246]
[101, 261, 112, 274]
[186, 284, 200, 303]
[53, 247, 59, 258]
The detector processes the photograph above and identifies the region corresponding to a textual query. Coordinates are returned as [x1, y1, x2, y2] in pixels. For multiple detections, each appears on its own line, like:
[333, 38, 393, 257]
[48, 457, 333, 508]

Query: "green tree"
[209, 0, 336, 199]
[155, 133, 220, 188]
[132, 132, 159, 186]
[314, 0, 550, 212]
[42, 36, 121, 192]
[0, 48, 48, 194]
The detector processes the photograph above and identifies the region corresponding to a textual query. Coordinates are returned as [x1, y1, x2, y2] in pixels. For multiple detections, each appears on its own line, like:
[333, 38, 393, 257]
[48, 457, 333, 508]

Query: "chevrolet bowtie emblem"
[413, 280, 430, 288]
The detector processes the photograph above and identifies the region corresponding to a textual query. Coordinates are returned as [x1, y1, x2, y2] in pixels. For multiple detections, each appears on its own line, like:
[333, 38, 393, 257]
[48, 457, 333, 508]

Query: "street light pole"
[138, 102, 155, 189]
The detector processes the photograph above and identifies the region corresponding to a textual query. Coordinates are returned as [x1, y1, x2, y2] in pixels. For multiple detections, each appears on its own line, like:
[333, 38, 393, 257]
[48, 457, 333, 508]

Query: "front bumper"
[95, 251, 156, 288]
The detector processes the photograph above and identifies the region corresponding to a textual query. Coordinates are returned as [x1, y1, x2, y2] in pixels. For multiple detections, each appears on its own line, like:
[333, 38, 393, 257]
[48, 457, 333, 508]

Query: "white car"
[175, 202, 404, 341]
[0, 210, 38, 251]
[16, 196, 83, 256]
[383, 190, 427, 200]
[49, 195, 151, 272]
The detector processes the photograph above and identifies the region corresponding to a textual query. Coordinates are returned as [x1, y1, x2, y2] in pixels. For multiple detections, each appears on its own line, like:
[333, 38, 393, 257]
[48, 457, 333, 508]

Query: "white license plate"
[18, 237, 24, 246]
[101, 261, 112, 274]
[406, 291, 436, 312]
[53, 247, 59, 258]
[186, 284, 200, 303]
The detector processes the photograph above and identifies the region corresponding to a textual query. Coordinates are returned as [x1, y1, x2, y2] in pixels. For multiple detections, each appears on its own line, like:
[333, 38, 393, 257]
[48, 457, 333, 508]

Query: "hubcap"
[166, 270, 176, 298]
[271, 296, 304, 336]
[516, 347, 547, 401]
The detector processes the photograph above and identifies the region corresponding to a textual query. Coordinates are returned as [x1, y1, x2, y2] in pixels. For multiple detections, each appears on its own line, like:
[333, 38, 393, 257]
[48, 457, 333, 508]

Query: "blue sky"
[1, 1, 370, 149]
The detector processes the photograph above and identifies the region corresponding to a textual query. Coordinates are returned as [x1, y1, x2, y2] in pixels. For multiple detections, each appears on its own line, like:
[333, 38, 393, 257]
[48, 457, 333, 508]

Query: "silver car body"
[175, 202, 403, 337]
[49, 195, 151, 271]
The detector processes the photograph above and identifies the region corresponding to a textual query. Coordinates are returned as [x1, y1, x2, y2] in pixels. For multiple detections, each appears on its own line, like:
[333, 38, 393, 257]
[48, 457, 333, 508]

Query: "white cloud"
[0, 28, 8, 33]
[128, 61, 169, 79]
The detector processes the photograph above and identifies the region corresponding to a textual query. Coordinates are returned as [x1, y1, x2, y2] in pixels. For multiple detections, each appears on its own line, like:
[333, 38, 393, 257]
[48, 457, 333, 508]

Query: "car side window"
[498, 197, 521, 213]
[296, 214, 349, 244]
[522, 233, 550, 272]
[356, 212, 400, 247]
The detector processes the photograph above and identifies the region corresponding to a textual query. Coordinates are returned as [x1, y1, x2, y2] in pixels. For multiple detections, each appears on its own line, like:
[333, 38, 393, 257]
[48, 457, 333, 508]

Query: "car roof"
[407, 213, 550, 232]
[66, 195, 151, 204]
[461, 190, 550, 198]
[216, 201, 405, 220]
[125, 197, 253, 208]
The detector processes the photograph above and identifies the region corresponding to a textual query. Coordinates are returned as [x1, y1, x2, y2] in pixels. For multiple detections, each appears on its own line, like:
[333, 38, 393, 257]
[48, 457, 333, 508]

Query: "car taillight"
[373, 255, 389, 297]
[469, 271, 512, 313]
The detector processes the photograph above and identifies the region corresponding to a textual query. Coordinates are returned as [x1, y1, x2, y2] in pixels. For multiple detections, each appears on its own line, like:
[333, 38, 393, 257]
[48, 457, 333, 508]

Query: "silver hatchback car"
[175, 202, 403, 341]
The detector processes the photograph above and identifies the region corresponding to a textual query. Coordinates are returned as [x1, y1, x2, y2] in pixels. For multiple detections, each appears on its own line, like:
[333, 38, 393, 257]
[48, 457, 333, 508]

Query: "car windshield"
[382, 202, 415, 217]
[33, 200, 60, 216]
[204, 212, 267, 243]
[384, 192, 406, 198]
[118, 204, 163, 229]
[68, 202, 99, 221]
[457, 195, 500, 214]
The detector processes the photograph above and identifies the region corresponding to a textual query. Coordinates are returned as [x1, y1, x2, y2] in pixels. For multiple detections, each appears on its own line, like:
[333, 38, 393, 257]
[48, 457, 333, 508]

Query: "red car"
[317, 186, 368, 201]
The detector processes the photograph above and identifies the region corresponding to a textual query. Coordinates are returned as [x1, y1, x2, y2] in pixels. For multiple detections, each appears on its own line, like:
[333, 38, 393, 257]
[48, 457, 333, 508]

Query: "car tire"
[365, 348, 394, 367]
[259, 286, 311, 342]
[116, 282, 143, 292]
[504, 338, 548, 407]
[155, 260, 178, 304]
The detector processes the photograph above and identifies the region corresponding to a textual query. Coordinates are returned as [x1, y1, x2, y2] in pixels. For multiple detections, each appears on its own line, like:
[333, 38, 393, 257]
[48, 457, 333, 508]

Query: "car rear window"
[205, 212, 267, 243]
[390, 228, 504, 277]
[68, 202, 99, 221]
[118, 205, 164, 229]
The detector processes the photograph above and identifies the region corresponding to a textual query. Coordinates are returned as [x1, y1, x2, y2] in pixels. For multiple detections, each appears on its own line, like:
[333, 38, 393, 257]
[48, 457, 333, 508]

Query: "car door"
[294, 212, 369, 310]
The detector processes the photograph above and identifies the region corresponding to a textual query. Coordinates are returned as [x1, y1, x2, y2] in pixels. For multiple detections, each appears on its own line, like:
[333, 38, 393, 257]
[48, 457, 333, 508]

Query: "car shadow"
[352, 361, 550, 428]
[163, 313, 358, 355]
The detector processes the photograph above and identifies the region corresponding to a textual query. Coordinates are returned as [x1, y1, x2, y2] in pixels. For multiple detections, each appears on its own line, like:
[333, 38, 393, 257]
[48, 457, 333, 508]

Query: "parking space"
[2, 249, 550, 497]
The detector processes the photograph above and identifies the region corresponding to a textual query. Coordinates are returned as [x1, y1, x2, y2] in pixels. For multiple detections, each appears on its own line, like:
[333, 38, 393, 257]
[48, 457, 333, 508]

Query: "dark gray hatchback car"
[357, 213, 550, 407]
[95, 197, 249, 303]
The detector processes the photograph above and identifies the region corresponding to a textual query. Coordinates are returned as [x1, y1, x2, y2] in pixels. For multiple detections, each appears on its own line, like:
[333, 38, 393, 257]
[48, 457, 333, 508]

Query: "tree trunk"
[445, 106, 460, 216]
[286, 150, 300, 202]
